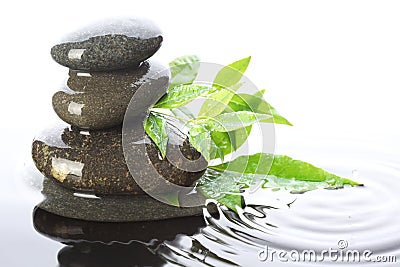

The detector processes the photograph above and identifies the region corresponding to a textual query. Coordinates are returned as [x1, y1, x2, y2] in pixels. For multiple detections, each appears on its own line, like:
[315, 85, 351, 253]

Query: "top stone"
[51, 18, 163, 71]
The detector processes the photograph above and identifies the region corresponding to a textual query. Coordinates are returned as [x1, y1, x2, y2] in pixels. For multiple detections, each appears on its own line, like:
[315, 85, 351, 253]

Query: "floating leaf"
[198, 168, 329, 213]
[210, 153, 360, 186]
[198, 169, 243, 212]
[199, 153, 360, 211]
[218, 193, 243, 213]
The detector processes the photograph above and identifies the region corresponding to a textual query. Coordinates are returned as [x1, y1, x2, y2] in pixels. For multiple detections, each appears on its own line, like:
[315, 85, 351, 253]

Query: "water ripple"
[157, 139, 400, 266]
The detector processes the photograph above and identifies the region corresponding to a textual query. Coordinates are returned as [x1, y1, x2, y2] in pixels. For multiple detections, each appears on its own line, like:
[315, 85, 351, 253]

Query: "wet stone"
[52, 61, 168, 130]
[38, 178, 208, 224]
[37, 177, 207, 222]
[31, 123, 207, 195]
[51, 18, 163, 71]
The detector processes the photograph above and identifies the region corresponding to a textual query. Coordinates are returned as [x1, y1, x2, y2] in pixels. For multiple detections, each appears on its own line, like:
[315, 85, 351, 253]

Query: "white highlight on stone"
[50, 157, 84, 182]
[77, 72, 92, 77]
[73, 192, 101, 199]
[68, 102, 84, 116]
[68, 49, 86, 60]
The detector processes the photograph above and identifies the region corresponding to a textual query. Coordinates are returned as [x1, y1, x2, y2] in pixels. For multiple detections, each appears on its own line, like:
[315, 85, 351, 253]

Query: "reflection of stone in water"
[33, 207, 206, 244]
[58, 244, 165, 267]
[33, 207, 206, 267]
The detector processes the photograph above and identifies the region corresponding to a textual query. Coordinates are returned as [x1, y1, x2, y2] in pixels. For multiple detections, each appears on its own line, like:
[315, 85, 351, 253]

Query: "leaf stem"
[150, 108, 189, 124]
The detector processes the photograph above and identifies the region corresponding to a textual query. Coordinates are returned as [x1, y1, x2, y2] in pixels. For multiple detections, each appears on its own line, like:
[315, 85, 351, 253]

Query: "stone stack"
[32, 18, 207, 222]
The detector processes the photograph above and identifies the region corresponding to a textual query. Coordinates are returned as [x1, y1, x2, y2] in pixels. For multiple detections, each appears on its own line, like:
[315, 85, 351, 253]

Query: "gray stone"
[52, 61, 167, 130]
[32, 122, 208, 195]
[37, 177, 206, 222]
[50, 18, 163, 71]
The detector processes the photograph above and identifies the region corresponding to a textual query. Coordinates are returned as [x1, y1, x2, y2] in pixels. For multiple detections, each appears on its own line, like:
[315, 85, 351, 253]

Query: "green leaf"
[171, 106, 195, 120]
[217, 194, 243, 213]
[254, 88, 266, 97]
[210, 153, 360, 187]
[210, 152, 272, 173]
[213, 56, 251, 89]
[198, 85, 239, 118]
[211, 90, 268, 158]
[188, 124, 223, 161]
[269, 155, 359, 186]
[154, 84, 213, 109]
[199, 56, 251, 117]
[144, 113, 169, 158]
[192, 109, 266, 161]
[169, 55, 200, 89]
[207, 127, 251, 160]
[199, 169, 338, 211]
[195, 111, 271, 132]
[209, 131, 231, 158]
[198, 169, 243, 212]
[207, 90, 271, 159]
[228, 94, 292, 126]
[227, 126, 252, 151]
[210, 89, 288, 157]
[259, 176, 334, 194]
[199, 153, 360, 212]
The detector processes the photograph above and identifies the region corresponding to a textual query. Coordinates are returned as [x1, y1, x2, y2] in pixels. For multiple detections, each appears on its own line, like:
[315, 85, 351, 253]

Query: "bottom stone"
[39, 177, 206, 222]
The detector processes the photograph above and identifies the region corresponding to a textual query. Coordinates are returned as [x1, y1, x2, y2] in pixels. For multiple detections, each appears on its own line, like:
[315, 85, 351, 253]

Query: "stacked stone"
[31, 18, 207, 222]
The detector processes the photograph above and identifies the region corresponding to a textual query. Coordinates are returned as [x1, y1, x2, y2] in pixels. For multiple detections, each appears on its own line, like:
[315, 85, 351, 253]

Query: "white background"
[0, 0, 399, 183]
[1, 0, 400, 142]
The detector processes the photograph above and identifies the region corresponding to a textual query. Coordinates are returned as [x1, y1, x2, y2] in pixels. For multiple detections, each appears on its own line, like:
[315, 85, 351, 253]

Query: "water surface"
[4, 133, 400, 266]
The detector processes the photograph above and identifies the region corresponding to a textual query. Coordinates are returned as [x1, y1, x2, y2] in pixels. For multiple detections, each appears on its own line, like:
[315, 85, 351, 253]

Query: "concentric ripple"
[156, 136, 400, 266]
